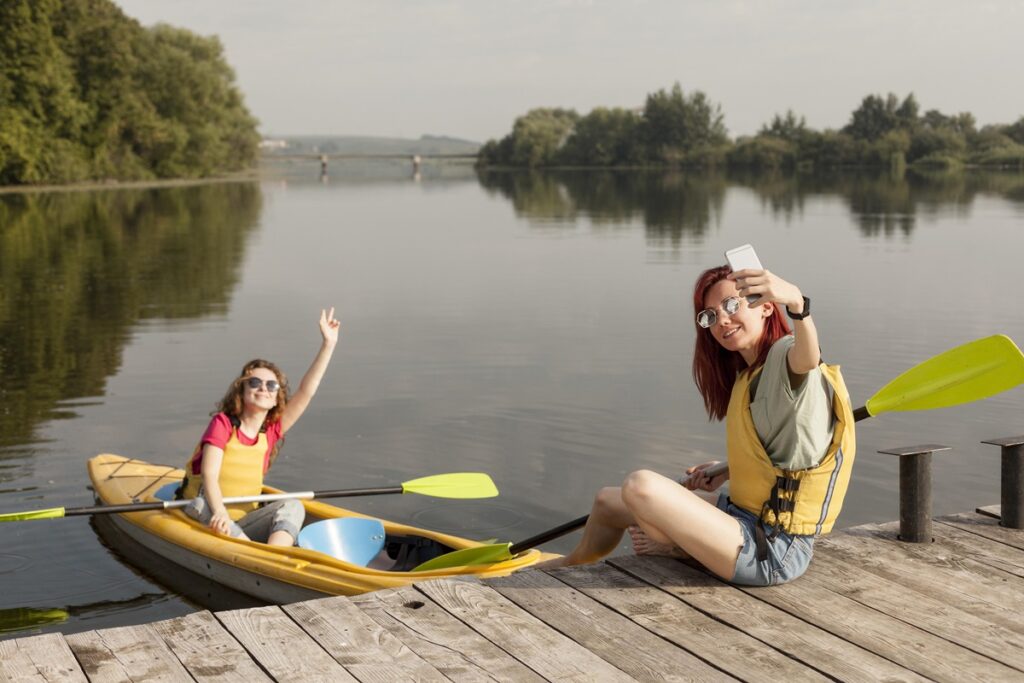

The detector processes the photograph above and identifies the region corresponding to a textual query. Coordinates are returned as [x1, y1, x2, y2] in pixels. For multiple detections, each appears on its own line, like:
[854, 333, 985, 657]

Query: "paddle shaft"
[526, 403, 875, 547]
[59, 487, 406, 518]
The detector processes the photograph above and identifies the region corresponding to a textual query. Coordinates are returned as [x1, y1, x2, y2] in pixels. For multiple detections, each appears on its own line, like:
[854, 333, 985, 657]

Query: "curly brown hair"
[214, 359, 290, 463]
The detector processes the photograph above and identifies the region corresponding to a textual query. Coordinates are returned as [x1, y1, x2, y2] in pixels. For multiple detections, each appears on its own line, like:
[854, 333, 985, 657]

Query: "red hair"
[691, 265, 791, 420]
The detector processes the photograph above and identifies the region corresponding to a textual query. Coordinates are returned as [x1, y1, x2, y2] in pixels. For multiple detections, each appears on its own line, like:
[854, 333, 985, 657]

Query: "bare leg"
[534, 486, 636, 569]
[267, 530, 295, 546]
[630, 488, 718, 557]
[621, 470, 743, 580]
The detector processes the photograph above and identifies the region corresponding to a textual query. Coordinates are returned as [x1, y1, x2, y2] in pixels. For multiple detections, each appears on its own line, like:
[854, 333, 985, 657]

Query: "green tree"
[0, 0, 258, 184]
[481, 108, 578, 167]
[843, 93, 919, 141]
[760, 110, 809, 144]
[640, 84, 728, 162]
[558, 107, 641, 166]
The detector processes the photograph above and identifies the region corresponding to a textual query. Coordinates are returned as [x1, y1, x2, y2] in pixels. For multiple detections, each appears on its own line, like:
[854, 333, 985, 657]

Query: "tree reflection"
[0, 183, 262, 467]
[476, 169, 728, 246]
[480, 168, 1024, 241]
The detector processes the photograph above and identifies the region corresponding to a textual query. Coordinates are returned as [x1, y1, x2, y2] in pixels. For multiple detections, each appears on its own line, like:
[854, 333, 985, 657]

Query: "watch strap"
[787, 296, 810, 320]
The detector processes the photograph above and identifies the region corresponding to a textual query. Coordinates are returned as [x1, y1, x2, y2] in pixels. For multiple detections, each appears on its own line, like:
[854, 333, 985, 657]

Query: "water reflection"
[0, 183, 263, 478]
[476, 170, 728, 246]
[478, 168, 1024, 240]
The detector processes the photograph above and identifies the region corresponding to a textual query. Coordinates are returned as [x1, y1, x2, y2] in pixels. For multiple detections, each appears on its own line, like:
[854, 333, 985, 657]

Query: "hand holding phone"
[725, 244, 763, 305]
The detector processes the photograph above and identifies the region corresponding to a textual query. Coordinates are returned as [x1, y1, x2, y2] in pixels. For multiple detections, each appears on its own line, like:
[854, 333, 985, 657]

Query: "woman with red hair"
[179, 308, 341, 547]
[538, 265, 855, 585]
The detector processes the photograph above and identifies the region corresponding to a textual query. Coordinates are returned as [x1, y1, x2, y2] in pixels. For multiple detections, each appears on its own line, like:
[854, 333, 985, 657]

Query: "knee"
[279, 498, 305, 522]
[621, 469, 661, 508]
[594, 486, 621, 513]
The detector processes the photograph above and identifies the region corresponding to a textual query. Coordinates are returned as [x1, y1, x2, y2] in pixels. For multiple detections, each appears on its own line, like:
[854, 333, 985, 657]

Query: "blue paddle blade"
[298, 518, 386, 566]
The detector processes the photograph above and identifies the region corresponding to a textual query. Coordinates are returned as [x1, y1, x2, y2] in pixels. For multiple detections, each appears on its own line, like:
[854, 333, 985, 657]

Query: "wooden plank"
[978, 504, 1001, 519]
[733, 563, 1022, 682]
[414, 577, 634, 682]
[940, 512, 1024, 551]
[0, 633, 87, 683]
[547, 561, 828, 682]
[606, 555, 927, 683]
[870, 518, 1024, 578]
[350, 585, 545, 682]
[284, 596, 447, 683]
[149, 610, 273, 682]
[819, 529, 1024, 633]
[803, 550, 1024, 672]
[488, 568, 731, 682]
[65, 625, 193, 683]
[216, 605, 357, 682]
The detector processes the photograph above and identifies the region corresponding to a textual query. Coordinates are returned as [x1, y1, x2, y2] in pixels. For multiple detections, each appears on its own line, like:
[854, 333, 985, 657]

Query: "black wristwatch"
[787, 296, 811, 320]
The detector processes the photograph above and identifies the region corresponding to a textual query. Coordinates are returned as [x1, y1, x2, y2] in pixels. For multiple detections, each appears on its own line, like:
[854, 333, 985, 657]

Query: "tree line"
[478, 85, 1024, 171]
[0, 0, 259, 185]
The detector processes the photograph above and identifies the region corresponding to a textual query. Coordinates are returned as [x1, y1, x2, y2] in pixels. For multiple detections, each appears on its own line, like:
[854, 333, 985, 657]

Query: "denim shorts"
[184, 493, 304, 543]
[716, 494, 814, 586]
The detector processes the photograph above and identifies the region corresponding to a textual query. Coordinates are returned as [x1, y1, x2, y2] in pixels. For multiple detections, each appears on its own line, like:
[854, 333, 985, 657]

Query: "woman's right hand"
[682, 460, 728, 491]
[209, 507, 233, 536]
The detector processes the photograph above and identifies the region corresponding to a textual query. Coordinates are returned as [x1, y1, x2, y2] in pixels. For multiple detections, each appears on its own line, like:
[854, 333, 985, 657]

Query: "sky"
[115, 0, 1024, 143]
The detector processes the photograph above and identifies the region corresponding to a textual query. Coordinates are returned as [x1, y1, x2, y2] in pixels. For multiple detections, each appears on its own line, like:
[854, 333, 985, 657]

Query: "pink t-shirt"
[190, 412, 283, 475]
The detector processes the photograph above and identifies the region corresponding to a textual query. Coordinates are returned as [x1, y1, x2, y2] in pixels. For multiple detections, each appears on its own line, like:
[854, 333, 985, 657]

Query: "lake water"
[2, 164, 1024, 639]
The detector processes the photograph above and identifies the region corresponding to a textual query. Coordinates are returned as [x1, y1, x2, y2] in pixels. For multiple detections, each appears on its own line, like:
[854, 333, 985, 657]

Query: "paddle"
[412, 334, 1024, 572]
[0, 472, 498, 523]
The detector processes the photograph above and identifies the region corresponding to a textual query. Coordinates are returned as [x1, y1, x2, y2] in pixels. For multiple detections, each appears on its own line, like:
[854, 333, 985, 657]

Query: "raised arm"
[732, 269, 820, 382]
[280, 307, 340, 434]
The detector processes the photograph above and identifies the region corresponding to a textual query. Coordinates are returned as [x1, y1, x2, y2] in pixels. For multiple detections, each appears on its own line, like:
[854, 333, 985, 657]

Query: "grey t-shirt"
[748, 335, 835, 471]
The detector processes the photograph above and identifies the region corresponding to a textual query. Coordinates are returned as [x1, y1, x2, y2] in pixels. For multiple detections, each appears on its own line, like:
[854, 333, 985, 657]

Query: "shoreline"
[0, 169, 261, 196]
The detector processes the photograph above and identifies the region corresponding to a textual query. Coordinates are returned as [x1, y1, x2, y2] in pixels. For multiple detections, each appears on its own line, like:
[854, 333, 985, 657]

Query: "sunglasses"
[697, 296, 742, 329]
[243, 376, 280, 393]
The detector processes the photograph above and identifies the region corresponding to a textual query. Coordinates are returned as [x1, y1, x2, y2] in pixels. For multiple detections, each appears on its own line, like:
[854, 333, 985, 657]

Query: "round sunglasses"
[697, 296, 743, 328]
[243, 376, 280, 393]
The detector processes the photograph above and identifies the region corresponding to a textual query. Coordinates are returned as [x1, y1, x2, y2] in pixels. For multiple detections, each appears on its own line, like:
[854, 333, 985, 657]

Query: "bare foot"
[629, 526, 686, 558]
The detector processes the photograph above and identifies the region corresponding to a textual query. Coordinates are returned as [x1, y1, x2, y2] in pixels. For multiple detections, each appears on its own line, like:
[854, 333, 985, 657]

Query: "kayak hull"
[88, 454, 556, 603]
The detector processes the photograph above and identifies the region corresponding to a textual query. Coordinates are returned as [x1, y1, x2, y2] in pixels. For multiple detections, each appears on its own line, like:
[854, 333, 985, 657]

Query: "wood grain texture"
[285, 596, 447, 683]
[149, 610, 272, 682]
[65, 625, 193, 683]
[0, 633, 87, 683]
[351, 585, 543, 682]
[489, 567, 730, 682]
[607, 555, 928, 683]
[415, 577, 634, 682]
[216, 605, 357, 682]
[549, 560, 827, 682]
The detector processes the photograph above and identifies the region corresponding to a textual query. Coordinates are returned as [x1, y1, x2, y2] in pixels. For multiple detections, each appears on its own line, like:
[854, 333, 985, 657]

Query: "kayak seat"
[298, 518, 386, 566]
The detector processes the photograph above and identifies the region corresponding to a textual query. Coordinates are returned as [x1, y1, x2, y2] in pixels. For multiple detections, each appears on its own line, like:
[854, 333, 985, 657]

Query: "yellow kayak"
[88, 454, 555, 602]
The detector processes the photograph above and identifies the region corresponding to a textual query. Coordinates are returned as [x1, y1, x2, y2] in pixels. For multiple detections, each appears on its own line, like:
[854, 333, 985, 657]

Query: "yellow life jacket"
[181, 426, 267, 520]
[726, 362, 856, 536]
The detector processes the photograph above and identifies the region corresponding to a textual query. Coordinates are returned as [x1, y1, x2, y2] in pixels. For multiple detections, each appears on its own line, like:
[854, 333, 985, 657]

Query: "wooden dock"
[2, 507, 1022, 682]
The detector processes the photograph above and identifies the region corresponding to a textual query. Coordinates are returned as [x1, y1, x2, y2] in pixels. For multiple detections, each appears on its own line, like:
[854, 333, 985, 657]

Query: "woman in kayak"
[179, 308, 341, 546]
[538, 266, 854, 585]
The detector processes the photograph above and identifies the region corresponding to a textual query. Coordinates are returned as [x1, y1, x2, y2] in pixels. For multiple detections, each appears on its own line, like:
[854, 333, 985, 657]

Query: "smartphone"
[725, 244, 763, 304]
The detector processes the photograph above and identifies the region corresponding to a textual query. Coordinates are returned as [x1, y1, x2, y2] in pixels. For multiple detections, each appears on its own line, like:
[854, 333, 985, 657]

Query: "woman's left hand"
[729, 269, 804, 315]
[319, 307, 340, 346]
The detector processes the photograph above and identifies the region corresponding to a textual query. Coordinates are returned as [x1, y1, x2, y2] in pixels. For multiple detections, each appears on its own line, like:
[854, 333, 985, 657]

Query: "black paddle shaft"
[314, 486, 404, 498]
[516, 403, 873, 551]
[62, 486, 406, 517]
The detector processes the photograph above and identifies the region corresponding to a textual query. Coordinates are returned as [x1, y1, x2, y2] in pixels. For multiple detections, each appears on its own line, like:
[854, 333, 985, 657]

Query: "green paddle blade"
[412, 542, 513, 572]
[400, 472, 498, 499]
[0, 507, 66, 523]
[0, 607, 69, 633]
[865, 335, 1024, 417]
